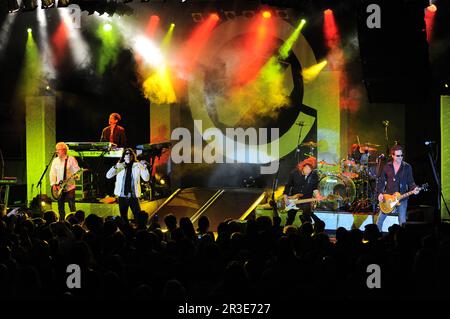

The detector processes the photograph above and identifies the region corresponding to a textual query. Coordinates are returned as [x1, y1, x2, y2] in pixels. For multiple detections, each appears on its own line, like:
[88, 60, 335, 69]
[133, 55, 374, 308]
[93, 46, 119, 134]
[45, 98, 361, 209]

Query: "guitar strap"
[63, 158, 68, 181]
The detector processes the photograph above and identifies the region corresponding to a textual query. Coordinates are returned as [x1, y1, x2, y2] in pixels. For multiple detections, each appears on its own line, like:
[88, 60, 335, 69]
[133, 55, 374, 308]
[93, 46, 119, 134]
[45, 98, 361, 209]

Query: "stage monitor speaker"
[403, 221, 434, 242]
[407, 205, 435, 223]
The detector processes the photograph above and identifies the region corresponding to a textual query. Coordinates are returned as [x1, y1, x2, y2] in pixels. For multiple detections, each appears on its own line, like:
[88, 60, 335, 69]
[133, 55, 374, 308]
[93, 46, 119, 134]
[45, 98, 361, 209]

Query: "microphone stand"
[295, 121, 305, 164]
[427, 143, 449, 220]
[36, 153, 56, 215]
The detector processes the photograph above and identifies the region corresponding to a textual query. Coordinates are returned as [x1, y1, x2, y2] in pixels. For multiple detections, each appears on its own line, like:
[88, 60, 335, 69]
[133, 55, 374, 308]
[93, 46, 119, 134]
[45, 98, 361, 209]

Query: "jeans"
[57, 189, 76, 221]
[376, 199, 408, 231]
[118, 196, 141, 222]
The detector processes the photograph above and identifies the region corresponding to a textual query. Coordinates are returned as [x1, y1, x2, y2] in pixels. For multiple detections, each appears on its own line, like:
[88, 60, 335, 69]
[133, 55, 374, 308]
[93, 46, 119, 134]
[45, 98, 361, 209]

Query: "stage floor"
[45, 198, 167, 220]
[49, 200, 398, 232]
[255, 209, 398, 232]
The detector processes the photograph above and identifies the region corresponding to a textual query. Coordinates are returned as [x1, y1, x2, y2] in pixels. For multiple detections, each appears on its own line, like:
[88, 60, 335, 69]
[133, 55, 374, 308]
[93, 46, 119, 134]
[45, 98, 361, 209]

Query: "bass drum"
[318, 174, 356, 210]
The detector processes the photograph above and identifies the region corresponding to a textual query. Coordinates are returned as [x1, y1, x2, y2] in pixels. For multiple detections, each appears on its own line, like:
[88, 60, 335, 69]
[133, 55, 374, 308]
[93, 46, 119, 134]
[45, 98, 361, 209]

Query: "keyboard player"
[100, 113, 127, 148]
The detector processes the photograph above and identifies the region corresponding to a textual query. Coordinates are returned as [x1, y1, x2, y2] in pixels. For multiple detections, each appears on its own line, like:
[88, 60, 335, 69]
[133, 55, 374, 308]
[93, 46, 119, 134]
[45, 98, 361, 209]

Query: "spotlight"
[7, 0, 21, 12]
[171, 23, 175, 27]
[324, 9, 332, 15]
[57, 0, 70, 7]
[41, 0, 55, 9]
[210, 13, 219, 21]
[103, 23, 112, 31]
[427, 4, 437, 12]
[191, 13, 204, 23]
[224, 11, 236, 20]
[276, 9, 289, 19]
[242, 10, 255, 19]
[27, 28, 32, 33]
[262, 11, 271, 18]
[445, 84, 449, 88]
[22, 0, 38, 11]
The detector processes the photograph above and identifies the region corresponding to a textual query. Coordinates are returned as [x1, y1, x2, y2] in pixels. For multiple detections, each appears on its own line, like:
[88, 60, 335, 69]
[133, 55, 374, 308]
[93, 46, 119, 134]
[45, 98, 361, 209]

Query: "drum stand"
[350, 163, 376, 212]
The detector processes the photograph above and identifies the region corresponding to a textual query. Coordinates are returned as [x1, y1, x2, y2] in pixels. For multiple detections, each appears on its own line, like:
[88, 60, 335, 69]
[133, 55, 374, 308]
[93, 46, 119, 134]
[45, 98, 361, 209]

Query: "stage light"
[103, 23, 112, 31]
[276, 9, 289, 19]
[191, 13, 204, 23]
[57, 0, 70, 7]
[427, 4, 437, 12]
[171, 23, 175, 27]
[160, 179, 166, 185]
[301, 18, 306, 25]
[210, 13, 219, 21]
[22, 0, 38, 11]
[27, 28, 32, 33]
[262, 11, 271, 18]
[242, 10, 255, 19]
[41, 0, 55, 9]
[445, 84, 449, 88]
[224, 11, 236, 20]
[324, 9, 332, 15]
[7, 0, 21, 12]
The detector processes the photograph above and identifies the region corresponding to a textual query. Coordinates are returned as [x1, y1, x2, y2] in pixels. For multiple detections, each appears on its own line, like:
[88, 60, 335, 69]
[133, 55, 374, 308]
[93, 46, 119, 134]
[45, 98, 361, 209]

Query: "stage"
[47, 194, 398, 233]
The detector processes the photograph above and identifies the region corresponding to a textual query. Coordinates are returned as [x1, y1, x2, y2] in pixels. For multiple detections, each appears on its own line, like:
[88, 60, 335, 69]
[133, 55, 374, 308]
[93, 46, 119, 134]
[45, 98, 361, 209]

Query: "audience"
[0, 207, 448, 300]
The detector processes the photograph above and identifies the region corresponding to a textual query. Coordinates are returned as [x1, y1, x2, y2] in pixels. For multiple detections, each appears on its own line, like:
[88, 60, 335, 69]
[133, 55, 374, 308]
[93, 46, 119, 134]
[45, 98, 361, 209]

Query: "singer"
[50, 142, 80, 221]
[106, 148, 150, 222]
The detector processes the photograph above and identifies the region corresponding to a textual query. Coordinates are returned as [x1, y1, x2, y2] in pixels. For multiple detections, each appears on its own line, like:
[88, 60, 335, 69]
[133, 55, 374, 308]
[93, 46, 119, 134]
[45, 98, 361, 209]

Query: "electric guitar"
[278, 196, 325, 211]
[379, 183, 428, 214]
[51, 168, 83, 200]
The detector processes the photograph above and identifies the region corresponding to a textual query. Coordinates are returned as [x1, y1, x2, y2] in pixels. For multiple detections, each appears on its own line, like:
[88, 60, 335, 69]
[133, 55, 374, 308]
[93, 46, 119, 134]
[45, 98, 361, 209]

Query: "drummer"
[350, 143, 363, 162]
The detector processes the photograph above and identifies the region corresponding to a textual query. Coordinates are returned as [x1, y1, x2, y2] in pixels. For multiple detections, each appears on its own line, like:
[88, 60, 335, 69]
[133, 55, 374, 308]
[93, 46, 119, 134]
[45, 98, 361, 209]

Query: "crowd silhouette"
[1, 207, 449, 300]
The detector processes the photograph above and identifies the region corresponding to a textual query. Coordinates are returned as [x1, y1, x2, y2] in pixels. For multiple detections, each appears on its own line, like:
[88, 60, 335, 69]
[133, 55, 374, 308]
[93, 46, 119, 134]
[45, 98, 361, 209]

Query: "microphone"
[382, 120, 389, 126]
[424, 141, 435, 145]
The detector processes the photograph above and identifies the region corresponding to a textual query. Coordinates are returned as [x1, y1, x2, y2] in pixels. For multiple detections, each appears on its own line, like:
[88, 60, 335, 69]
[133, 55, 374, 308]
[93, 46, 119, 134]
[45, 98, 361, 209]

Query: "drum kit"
[301, 141, 381, 212]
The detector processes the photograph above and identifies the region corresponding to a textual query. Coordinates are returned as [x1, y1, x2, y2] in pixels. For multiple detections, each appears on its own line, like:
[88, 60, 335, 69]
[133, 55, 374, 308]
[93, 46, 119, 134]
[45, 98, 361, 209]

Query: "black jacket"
[100, 125, 127, 148]
[376, 161, 417, 196]
[283, 169, 319, 198]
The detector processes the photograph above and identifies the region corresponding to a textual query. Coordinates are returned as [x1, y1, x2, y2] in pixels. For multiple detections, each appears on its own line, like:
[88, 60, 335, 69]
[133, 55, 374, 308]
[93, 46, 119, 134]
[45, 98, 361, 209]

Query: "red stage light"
[262, 11, 271, 19]
[324, 9, 332, 15]
[210, 13, 220, 21]
[427, 4, 437, 12]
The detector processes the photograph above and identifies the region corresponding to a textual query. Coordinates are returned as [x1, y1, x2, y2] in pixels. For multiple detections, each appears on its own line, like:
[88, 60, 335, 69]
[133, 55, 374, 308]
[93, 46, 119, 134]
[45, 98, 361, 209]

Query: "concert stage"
[46, 197, 167, 220]
[255, 209, 398, 233]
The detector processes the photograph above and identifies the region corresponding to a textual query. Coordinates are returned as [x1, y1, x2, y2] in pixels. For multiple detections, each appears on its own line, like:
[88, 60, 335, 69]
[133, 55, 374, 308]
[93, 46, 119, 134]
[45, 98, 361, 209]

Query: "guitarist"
[50, 142, 80, 221]
[283, 157, 322, 226]
[376, 145, 420, 230]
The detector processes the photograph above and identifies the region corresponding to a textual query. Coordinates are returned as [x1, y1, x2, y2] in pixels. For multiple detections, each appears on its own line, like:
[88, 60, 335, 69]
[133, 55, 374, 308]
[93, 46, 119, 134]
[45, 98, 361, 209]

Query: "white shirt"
[106, 162, 150, 197]
[50, 156, 80, 191]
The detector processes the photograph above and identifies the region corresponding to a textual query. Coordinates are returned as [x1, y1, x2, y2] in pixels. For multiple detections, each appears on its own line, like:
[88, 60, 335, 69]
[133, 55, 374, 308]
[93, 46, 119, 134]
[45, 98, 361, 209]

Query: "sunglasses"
[393, 154, 403, 157]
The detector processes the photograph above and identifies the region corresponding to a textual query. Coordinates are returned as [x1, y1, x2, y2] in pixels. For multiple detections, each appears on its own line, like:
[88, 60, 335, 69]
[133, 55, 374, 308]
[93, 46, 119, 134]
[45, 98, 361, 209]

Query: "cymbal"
[318, 160, 336, 166]
[301, 141, 317, 147]
[359, 146, 378, 152]
[362, 142, 381, 147]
